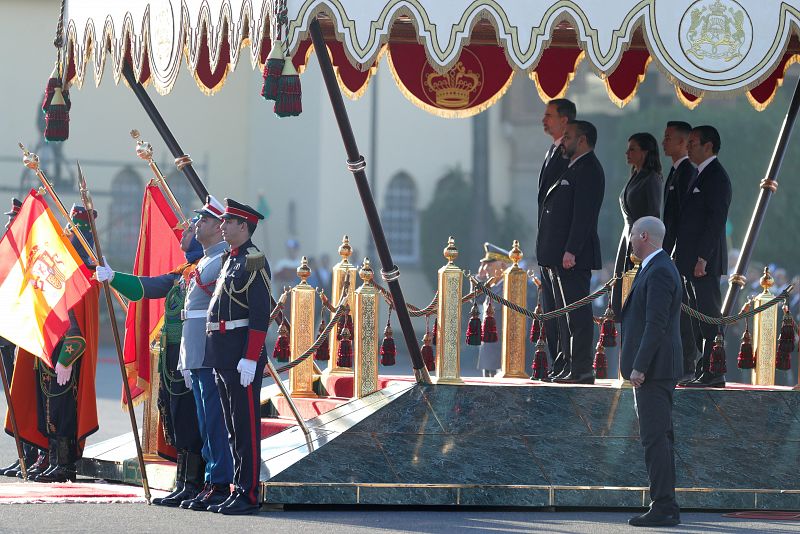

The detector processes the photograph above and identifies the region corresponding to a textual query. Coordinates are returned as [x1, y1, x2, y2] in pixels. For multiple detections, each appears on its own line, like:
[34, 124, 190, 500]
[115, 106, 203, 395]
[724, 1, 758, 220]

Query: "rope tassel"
[530, 324, 549, 380]
[481, 301, 498, 343]
[261, 41, 285, 101]
[421, 330, 435, 371]
[314, 319, 330, 361]
[380, 318, 396, 366]
[466, 300, 482, 346]
[599, 304, 617, 348]
[274, 56, 302, 117]
[737, 327, 755, 370]
[272, 313, 291, 362]
[336, 324, 353, 368]
[708, 330, 727, 375]
[593, 341, 607, 379]
[776, 305, 795, 371]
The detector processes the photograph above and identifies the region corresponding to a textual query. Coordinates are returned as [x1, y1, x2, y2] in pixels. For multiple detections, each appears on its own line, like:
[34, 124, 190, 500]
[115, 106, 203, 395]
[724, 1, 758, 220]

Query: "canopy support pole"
[121, 65, 209, 202]
[309, 19, 430, 384]
[722, 77, 800, 315]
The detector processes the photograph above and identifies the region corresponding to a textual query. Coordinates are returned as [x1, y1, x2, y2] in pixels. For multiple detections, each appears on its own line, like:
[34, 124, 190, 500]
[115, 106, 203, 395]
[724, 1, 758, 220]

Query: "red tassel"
[42, 65, 60, 113]
[737, 323, 755, 370]
[273, 314, 291, 362]
[336, 324, 353, 367]
[599, 305, 617, 348]
[531, 323, 549, 380]
[482, 302, 498, 343]
[593, 341, 607, 379]
[314, 319, 330, 361]
[431, 319, 438, 346]
[261, 42, 284, 101]
[44, 86, 70, 142]
[421, 331, 435, 371]
[337, 312, 354, 340]
[274, 56, 302, 117]
[466, 300, 482, 346]
[530, 301, 543, 343]
[380, 319, 396, 366]
[776, 306, 795, 371]
[708, 331, 727, 374]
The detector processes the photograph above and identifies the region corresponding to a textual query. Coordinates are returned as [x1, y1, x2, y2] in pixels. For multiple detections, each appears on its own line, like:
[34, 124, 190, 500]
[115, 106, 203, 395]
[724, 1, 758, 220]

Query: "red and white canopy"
[63, 0, 800, 114]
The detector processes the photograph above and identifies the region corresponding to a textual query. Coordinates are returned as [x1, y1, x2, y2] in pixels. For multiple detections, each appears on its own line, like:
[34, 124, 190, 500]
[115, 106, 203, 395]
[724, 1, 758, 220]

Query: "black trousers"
[215, 361, 264, 505]
[157, 342, 202, 454]
[546, 267, 593, 375]
[679, 279, 700, 375]
[36, 340, 81, 439]
[684, 274, 725, 375]
[633, 380, 679, 515]
[539, 268, 563, 372]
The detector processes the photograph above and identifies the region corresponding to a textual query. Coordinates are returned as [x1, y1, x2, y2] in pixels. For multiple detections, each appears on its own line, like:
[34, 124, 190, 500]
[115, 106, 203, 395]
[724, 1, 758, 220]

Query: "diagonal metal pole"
[722, 77, 800, 315]
[308, 19, 430, 383]
[77, 163, 151, 503]
[121, 65, 208, 202]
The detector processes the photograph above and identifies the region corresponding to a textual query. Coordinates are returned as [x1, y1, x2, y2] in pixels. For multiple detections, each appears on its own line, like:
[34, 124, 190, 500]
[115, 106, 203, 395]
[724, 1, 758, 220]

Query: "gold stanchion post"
[616, 254, 642, 388]
[498, 240, 528, 379]
[435, 237, 464, 385]
[325, 236, 357, 376]
[753, 267, 778, 386]
[354, 258, 380, 398]
[290, 257, 318, 398]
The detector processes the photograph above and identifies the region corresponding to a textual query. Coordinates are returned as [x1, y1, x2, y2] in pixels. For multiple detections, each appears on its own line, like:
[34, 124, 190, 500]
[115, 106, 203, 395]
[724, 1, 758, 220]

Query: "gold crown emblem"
[425, 62, 481, 109]
[709, 0, 726, 16]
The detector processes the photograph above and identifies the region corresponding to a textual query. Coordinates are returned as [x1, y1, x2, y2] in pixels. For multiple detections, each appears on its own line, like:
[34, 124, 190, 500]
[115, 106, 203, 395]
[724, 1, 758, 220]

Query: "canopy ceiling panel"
[62, 0, 800, 112]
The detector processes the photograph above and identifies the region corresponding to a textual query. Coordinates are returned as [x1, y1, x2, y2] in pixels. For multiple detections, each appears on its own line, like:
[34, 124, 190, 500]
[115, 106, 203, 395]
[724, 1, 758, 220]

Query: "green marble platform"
[262, 383, 800, 510]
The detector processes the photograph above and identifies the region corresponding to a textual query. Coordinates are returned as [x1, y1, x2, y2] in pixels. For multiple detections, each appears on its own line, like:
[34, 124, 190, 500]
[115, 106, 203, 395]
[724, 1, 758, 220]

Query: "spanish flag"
[122, 183, 183, 406]
[0, 189, 94, 364]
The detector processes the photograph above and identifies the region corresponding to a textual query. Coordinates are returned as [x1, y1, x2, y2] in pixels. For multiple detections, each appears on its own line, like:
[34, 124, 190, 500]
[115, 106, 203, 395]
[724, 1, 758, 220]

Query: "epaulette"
[245, 247, 266, 272]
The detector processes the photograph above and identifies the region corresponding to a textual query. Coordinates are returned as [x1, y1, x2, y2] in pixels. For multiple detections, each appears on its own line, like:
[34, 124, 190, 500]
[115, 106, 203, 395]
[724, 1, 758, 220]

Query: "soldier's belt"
[206, 319, 249, 334]
[181, 309, 207, 321]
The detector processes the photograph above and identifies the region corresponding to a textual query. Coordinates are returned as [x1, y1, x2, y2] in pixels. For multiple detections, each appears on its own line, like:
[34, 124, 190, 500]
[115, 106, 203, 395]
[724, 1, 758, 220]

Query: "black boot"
[17, 450, 48, 478]
[153, 450, 186, 506]
[35, 438, 77, 483]
[158, 451, 204, 507]
[5, 445, 40, 477]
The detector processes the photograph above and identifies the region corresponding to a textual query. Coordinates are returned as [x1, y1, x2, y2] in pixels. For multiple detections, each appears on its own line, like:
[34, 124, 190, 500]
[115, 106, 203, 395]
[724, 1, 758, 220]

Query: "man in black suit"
[537, 99, 575, 379]
[676, 125, 732, 388]
[536, 120, 604, 384]
[621, 216, 683, 528]
[662, 121, 700, 378]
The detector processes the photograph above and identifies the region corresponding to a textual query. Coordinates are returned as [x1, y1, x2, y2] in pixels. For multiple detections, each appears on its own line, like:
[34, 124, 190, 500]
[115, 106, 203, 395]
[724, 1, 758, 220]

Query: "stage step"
[261, 416, 297, 438]
[272, 396, 351, 420]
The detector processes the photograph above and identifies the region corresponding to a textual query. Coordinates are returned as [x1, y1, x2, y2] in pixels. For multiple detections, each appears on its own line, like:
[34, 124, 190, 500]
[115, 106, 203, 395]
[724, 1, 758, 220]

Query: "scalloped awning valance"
[62, 0, 800, 114]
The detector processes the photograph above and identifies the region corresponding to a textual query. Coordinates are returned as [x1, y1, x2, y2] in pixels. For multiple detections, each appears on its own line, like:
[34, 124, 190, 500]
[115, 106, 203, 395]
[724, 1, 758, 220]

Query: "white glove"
[181, 369, 193, 390]
[236, 359, 257, 388]
[94, 256, 115, 283]
[55, 362, 73, 386]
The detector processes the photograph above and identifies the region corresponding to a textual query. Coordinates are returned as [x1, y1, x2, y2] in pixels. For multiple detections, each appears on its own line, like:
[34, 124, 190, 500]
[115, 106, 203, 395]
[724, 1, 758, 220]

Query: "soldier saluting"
[203, 199, 271, 515]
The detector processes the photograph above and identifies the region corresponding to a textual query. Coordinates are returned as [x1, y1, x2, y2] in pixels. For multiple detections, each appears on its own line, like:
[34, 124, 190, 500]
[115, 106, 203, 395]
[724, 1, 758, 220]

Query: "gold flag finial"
[338, 235, 352, 262]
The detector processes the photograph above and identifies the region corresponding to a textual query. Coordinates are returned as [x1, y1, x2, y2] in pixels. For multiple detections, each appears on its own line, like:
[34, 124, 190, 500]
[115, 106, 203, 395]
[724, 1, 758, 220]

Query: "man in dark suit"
[676, 125, 732, 388]
[536, 120, 604, 384]
[537, 99, 575, 379]
[621, 216, 683, 528]
[661, 121, 700, 378]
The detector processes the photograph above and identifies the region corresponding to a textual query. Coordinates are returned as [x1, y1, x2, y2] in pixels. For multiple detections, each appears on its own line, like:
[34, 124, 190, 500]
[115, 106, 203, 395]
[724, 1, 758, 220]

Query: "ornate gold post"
[141, 343, 162, 459]
[353, 258, 380, 398]
[753, 267, 778, 386]
[290, 257, 318, 398]
[616, 254, 642, 388]
[325, 236, 357, 376]
[435, 237, 464, 385]
[498, 240, 528, 378]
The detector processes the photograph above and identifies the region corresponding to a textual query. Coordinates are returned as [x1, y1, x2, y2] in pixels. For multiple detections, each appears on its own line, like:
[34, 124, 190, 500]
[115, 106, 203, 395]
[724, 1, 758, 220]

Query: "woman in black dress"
[610, 132, 663, 316]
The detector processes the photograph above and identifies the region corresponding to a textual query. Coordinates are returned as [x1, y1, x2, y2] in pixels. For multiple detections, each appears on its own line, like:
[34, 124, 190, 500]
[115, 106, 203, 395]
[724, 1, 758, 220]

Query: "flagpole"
[77, 163, 151, 504]
[19, 144, 129, 314]
[130, 130, 189, 226]
[0, 350, 27, 480]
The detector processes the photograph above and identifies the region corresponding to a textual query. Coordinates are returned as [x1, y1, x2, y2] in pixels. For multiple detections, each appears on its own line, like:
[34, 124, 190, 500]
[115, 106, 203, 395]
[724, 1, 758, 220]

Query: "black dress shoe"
[628, 509, 680, 527]
[553, 372, 595, 385]
[677, 373, 699, 387]
[19, 453, 50, 479]
[680, 372, 725, 388]
[208, 492, 240, 513]
[2, 460, 20, 477]
[218, 495, 261, 516]
[180, 483, 211, 509]
[185, 484, 231, 511]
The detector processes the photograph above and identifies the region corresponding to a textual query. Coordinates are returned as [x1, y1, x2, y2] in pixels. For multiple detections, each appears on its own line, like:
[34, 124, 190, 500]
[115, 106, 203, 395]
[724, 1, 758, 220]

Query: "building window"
[106, 167, 144, 270]
[383, 172, 418, 263]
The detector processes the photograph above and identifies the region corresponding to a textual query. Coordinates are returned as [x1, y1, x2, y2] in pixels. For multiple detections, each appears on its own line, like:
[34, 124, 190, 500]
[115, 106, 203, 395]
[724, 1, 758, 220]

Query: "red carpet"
[0, 482, 162, 504]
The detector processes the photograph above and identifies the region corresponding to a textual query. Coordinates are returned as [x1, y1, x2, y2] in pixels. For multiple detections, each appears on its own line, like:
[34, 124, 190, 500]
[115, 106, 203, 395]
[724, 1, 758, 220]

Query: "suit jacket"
[673, 157, 732, 277]
[537, 143, 569, 221]
[620, 250, 683, 380]
[662, 158, 694, 255]
[536, 150, 605, 270]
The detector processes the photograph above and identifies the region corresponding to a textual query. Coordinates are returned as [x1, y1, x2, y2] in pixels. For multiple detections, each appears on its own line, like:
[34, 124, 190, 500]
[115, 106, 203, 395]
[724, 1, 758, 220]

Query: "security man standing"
[204, 199, 272, 515]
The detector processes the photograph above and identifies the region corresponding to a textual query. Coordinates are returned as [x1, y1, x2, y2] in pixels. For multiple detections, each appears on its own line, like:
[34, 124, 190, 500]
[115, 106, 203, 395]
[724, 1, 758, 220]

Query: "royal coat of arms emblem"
[680, 0, 752, 72]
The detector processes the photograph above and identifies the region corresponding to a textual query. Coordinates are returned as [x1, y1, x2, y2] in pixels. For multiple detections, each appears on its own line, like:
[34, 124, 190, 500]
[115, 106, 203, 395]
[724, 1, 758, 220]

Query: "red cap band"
[225, 206, 258, 224]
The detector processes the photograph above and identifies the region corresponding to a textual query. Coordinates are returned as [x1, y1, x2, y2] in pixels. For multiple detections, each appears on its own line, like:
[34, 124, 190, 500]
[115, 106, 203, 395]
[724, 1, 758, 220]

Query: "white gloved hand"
[236, 359, 257, 388]
[181, 369, 193, 390]
[94, 256, 115, 283]
[55, 362, 73, 386]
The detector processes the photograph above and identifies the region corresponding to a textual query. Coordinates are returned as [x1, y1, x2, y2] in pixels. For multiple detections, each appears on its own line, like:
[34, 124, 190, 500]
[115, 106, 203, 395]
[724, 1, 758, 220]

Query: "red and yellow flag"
[0, 189, 94, 364]
[123, 183, 183, 406]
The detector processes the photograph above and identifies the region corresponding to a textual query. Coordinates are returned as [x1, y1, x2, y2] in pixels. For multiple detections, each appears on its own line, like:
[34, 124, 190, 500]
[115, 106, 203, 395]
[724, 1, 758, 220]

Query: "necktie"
[685, 167, 700, 193]
[666, 166, 675, 188]
[544, 143, 556, 168]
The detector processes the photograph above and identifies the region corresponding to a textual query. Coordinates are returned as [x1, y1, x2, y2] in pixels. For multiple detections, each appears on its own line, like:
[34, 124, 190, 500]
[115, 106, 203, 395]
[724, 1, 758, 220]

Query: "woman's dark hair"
[628, 132, 662, 176]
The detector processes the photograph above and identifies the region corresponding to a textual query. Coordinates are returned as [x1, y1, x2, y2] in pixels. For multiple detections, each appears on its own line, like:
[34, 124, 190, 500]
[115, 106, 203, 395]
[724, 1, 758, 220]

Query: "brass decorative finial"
[297, 256, 311, 285]
[338, 235, 352, 264]
[19, 143, 40, 171]
[760, 266, 774, 293]
[629, 253, 642, 266]
[359, 257, 374, 284]
[131, 129, 154, 162]
[443, 236, 458, 264]
[509, 240, 523, 266]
